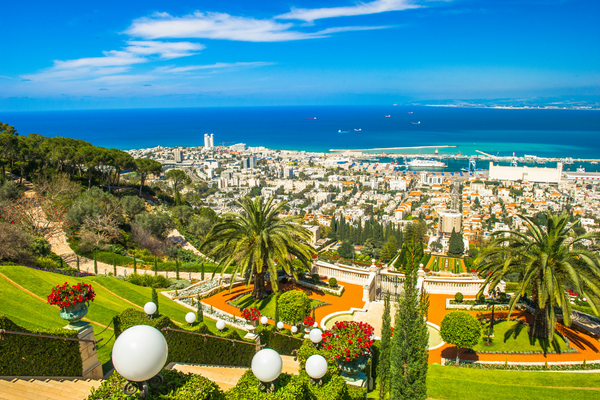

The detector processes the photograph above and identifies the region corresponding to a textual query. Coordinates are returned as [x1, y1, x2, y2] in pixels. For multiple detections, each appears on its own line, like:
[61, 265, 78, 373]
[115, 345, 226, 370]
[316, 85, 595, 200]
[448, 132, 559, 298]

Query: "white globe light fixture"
[185, 312, 196, 325]
[251, 348, 283, 391]
[144, 302, 157, 318]
[305, 354, 328, 384]
[309, 328, 323, 347]
[112, 325, 168, 396]
[277, 321, 284, 330]
[216, 319, 225, 331]
[291, 326, 298, 334]
[260, 316, 269, 325]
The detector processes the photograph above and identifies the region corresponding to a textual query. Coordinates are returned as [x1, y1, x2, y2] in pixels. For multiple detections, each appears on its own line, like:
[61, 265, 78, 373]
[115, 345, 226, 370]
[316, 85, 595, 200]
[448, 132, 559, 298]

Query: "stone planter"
[60, 301, 89, 329]
[336, 354, 369, 378]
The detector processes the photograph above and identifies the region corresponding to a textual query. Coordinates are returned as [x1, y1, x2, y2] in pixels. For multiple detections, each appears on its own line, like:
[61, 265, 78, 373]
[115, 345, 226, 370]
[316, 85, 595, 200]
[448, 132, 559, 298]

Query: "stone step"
[0, 379, 101, 400]
[281, 355, 300, 375]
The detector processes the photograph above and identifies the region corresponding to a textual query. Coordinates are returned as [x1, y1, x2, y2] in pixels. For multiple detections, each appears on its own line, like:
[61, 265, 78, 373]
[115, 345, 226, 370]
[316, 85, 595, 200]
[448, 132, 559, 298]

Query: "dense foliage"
[440, 311, 482, 366]
[277, 290, 311, 324]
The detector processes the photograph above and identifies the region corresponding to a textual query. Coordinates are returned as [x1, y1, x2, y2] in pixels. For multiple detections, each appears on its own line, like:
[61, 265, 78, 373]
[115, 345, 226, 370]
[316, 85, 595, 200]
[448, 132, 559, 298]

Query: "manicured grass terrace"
[473, 320, 569, 353]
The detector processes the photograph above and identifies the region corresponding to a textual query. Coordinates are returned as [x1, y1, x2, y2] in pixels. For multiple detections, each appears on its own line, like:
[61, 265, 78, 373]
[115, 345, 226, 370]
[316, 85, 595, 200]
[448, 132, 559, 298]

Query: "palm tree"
[201, 196, 316, 300]
[476, 212, 600, 339]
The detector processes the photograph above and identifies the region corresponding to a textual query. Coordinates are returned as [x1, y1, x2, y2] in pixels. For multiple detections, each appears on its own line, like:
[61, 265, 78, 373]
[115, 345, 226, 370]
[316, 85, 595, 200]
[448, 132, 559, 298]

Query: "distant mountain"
[410, 95, 600, 110]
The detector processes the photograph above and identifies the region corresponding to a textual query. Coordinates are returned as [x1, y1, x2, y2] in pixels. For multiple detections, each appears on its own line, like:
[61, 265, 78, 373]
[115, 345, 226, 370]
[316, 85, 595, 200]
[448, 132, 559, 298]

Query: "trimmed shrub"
[454, 292, 464, 303]
[113, 308, 176, 338]
[0, 315, 82, 377]
[225, 370, 306, 400]
[311, 273, 320, 283]
[255, 324, 303, 356]
[328, 277, 338, 288]
[277, 290, 311, 324]
[301, 371, 349, 400]
[87, 369, 225, 399]
[126, 273, 172, 288]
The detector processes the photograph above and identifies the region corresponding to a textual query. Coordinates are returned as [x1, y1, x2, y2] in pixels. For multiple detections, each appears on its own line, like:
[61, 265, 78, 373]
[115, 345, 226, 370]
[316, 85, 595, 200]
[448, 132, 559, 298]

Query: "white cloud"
[126, 12, 329, 42]
[157, 62, 275, 74]
[277, 0, 421, 22]
[124, 41, 205, 59]
[52, 51, 147, 70]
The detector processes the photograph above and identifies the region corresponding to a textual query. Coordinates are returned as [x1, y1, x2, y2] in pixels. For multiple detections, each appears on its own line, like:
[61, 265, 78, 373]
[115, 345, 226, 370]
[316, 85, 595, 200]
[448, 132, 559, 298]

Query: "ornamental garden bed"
[228, 291, 328, 322]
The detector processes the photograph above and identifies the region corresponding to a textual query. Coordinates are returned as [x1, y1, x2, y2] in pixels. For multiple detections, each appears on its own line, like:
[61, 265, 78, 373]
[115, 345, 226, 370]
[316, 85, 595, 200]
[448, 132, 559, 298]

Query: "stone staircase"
[0, 378, 101, 400]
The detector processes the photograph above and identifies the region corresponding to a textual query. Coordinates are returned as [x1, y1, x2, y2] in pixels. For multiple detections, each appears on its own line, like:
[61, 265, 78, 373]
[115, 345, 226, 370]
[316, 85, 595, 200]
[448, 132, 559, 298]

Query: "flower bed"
[47, 282, 95, 308]
[323, 321, 375, 363]
[295, 276, 345, 296]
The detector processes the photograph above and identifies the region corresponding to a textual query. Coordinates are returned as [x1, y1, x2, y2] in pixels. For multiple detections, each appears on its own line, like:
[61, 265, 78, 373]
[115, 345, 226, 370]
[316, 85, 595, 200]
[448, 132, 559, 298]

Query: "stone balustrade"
[312, 260, 370, 285]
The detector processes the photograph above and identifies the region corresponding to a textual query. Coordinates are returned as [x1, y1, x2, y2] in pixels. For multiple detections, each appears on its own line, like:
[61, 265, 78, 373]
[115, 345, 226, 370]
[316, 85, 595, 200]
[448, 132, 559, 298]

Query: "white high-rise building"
[174, 149, 183, 163]
[204, 133, 214, 149]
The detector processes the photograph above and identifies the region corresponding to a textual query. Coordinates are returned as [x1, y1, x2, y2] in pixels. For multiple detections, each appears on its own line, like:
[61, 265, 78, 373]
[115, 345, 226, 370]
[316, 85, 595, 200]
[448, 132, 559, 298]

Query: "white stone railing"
[312, 260, 370, 285]
[363, 273, 377, 302]
[423, 277, 504, 296]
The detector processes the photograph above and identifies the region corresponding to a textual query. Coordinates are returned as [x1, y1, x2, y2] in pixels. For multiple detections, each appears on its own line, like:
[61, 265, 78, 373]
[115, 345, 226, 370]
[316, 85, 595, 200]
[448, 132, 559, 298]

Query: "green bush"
[302, 371, 349, 400]
[121, 195, 146, 220]
[30, 236, 51, 257]
[277, 290, 311, 324]
[87, 369, 225, 399]
[113, 308, 176, 338]
[454, 292, 464, 303]
[255, 325, 303, 356]
[311, 273, 320, 283]
[133, 212, 175, 238]
[34, 256, 62, 270]
[126, 273, 172, 288]
[328, 277, 337, 288]
[225, 370, 306, 400]
[0, 315, 82, 377]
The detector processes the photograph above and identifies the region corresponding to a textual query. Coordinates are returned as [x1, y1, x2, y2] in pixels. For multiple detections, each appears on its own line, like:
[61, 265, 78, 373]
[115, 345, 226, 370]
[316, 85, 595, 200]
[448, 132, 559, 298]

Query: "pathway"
[201, 281, 366, 327]
[0, 378, 101, 400]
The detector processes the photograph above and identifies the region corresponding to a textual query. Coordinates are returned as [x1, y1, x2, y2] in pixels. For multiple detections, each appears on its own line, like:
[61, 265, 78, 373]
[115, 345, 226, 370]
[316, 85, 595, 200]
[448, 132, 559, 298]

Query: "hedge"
[113, 309, 251, 366]
[225, 370, 306, 400]
[0, 315, 82, 377]
[301, 371, 349, 400]
[255, 325, 303, 356]
[87, 369, 226, 399]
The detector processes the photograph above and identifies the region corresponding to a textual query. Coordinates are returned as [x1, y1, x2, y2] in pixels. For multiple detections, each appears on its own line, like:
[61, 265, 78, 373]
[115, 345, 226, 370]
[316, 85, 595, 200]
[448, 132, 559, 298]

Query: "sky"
[1, 0, 599, 111]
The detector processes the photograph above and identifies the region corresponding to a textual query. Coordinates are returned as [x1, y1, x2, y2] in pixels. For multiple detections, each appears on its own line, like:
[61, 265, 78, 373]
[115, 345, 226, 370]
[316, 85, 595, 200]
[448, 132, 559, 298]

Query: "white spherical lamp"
[216, 319, 225, 331]
[185, 312, 196, 325]
[144, 302, 157, 316]
[305, 354, 328, 381]
[260, 316, 269, 325]
[251, 349, 282, 383]
[112, 325, 168, 382]
[291, 326, 298, 334]
[309, 328, 323, 344]
[277, 321, 284, 330]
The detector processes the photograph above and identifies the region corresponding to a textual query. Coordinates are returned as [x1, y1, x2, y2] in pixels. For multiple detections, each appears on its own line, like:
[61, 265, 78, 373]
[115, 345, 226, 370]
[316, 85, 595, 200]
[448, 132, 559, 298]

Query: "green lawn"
[473, 320, 569, 353]
[0, 266, 246, 372]
[231, 293, 324, 320]
[368, 365, 600, 400]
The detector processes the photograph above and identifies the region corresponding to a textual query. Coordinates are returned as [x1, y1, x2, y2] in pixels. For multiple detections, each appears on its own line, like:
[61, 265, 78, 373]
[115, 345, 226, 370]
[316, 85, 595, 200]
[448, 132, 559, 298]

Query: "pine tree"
[151, 288, 159, 316]
[93, 252, 98, 275]
[390, 238, 430, 400]
[378, 292, 392, 399]
[154, 256, 158, 276]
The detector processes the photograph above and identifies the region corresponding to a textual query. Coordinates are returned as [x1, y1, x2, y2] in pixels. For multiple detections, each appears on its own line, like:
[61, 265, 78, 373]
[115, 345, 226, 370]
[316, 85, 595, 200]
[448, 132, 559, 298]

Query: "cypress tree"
[113, 256, 117, 277]
[197, 295, 203, 322]
[93, 252, 98, 275]
[76, 256, 80, 272]
[275, 294, 280, 323]
[448, 228, 465, 256]
[133, 257, 137, 274]
[390, 239, 430, 400]
[175, 257, 180, 280]
[151, 288, 159, 316]
[201, 263, 205, 281]
[154, 256, 158, 276]
[378, 292, 392, 399]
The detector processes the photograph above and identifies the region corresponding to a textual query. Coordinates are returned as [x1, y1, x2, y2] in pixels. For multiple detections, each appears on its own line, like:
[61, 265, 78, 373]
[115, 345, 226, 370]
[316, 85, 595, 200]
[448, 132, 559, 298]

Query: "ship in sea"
[354, 128, 362, 131]
[410, 121, 421, 125]
[407, 111, 413, 114]
[385, 115, 391, 118]
[306, 117, 317, 120]
[406, 158, 447, 168]
[338, 130, 349, 133]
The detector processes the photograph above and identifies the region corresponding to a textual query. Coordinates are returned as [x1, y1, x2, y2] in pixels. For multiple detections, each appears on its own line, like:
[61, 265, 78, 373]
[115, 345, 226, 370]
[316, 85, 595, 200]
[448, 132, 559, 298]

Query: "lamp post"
[144, 302, 157, 319]
[305, 354, 328, 385]
[260, 316, 269, 325]
[251, 348, 283, 392]
[112, 325, 168, 398]
[185, 312, 196, 326]
[291, 326, 298, 334]
[216, 319, 225, 331]
[276, 321, 284, 330]
[309, 328, 323, 349]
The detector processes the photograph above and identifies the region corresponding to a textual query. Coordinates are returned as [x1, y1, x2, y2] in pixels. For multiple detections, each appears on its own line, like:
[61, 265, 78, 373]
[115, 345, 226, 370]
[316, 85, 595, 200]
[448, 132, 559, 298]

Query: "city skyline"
[1, 0, 599, 111]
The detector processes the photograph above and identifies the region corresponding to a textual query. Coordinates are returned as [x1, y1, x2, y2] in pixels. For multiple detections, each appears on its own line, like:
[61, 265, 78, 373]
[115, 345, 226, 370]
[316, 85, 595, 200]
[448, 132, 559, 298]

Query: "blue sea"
[2, 106, 599, 171]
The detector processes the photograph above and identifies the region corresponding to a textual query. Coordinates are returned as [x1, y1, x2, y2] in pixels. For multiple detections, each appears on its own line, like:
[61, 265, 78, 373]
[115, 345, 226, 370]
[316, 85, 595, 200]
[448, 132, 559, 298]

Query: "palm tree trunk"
[532, 305, 551, 340]
[252, 267, 268, 300]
